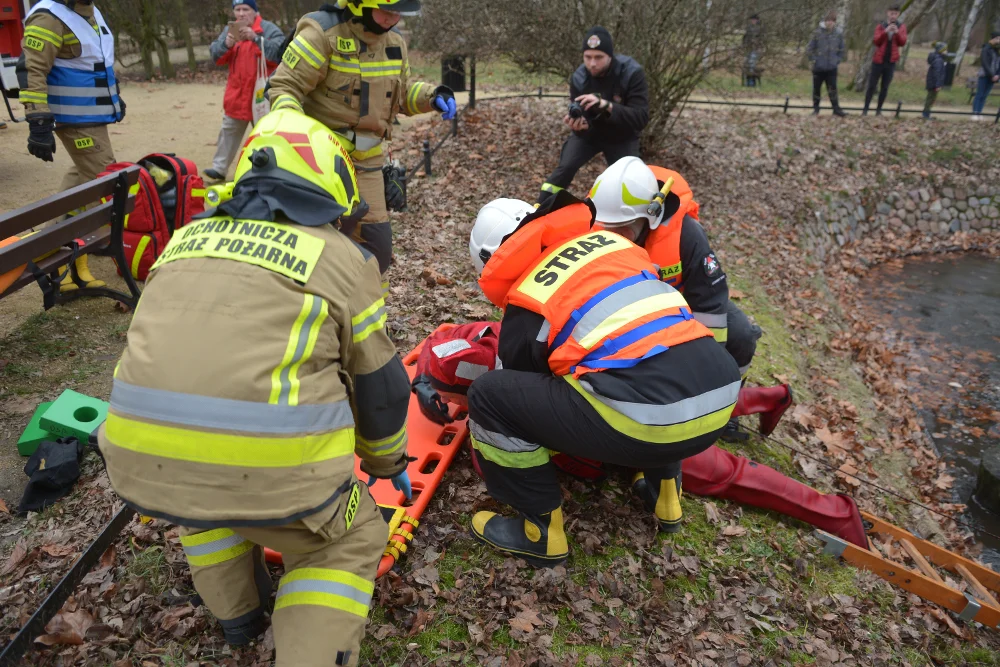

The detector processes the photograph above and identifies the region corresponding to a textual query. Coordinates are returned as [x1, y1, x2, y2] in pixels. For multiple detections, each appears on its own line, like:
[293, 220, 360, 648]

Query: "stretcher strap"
[378, 504, 419, 562]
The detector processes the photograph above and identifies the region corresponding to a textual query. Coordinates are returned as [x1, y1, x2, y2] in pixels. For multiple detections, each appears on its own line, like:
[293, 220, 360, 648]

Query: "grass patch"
[126, 544, 169, 595]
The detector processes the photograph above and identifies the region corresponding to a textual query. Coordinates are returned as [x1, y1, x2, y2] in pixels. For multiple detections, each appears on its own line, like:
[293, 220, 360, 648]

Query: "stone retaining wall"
[802, 184, 1000, 260]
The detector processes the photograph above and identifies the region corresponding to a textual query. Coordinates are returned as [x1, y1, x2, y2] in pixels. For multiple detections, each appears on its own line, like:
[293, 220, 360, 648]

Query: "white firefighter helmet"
[589, 156, 665, 229]
[469, 198, 535, 275]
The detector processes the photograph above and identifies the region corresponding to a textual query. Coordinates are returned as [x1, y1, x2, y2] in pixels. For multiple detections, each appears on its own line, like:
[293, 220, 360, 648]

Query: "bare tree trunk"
[898, 37, 912, 70]
[850, 0, 938, 91]
[174, 0, 197, 72]
[954, 0, 986, 76]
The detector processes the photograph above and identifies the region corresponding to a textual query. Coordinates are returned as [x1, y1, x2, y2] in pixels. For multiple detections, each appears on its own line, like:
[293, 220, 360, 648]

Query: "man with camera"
[537, 27, 648, 206]
[863, 4, 907, 116]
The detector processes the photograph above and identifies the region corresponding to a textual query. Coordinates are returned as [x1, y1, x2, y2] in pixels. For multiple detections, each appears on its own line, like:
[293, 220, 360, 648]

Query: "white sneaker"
[971, 115, 982, 121]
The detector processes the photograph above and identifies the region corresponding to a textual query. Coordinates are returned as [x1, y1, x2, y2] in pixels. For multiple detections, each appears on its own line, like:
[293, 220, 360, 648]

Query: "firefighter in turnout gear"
[589, 157, 764, 440]
[267, 0, 456, 295]
[465, 194, 742, 565]
[19, 0, 124, 292]
[98, 110, 411, 666]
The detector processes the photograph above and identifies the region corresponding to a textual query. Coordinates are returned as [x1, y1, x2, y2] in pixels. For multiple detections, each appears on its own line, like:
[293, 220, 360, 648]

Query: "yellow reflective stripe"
[104, 413, 355, 467]
[179, 528, 254, 566]
[289, 42, 321, 70]
[123, 183, 141, 230]
[286, 297, 329, 406]
[351, 297, 386, 343]
[577, 291, 689, 349]
[329, 53, 361, 74]
[357, 425, 406, 456]
[540, 183, 564, 194]
[291, 36, 324, 68]
[63, 34, 79, 45]
[471, 433, 551, 469]
[270, 295, 313, 404]
[406, 82, 426, 115]
[708, 327, 728, 343]
[271, 94, 302, 111]
[350, 143, 383, 161]
[659, 262, 682, 281]
[18, 91, 48, 103]
[565, 377, 735, 444]
[130, 235, 152, 278]
[25, 25, 63, 45]
[275, 567, 373, 617]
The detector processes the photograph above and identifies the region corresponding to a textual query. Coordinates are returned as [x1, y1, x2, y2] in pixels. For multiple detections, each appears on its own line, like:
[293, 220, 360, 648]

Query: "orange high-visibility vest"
[479, 201, 712, 378]
[642, 167, 700, 289]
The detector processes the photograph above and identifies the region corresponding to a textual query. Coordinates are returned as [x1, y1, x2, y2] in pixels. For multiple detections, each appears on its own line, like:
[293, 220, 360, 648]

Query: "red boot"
[732, 384, 793, 436]
[681, 445, 869, 549]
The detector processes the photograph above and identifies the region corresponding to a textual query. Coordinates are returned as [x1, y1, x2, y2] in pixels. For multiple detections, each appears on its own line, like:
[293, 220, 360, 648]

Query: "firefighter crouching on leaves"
[98, 109, 412, 667]
[19, 0, 125, 292]
[267, 0, 457, 296]
[588, 157, 764, 441]
[464, 193, 742, 566]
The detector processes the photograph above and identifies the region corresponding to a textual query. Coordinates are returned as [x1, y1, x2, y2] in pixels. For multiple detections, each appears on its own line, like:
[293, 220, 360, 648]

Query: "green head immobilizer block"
[39, 389, 109, 443]
[17, 401, 55, 456]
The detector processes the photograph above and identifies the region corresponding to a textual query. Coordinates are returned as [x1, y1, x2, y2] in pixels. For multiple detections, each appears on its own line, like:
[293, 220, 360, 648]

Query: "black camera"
[568, 101, 585, 119]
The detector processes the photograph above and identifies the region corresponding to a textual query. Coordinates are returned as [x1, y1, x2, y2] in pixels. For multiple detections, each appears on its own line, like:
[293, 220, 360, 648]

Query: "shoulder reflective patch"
[345, 482, 360, 530]
[516, 232, 629, 305]
[432, 339, 472, 358]
[24, 36, 45, 51]
[151, 218, 326, 283]
[658, 261, 682, 281]
[74, 136, 95, 150]
[336, 36, 356, 53]
[282, 48, 301, 69]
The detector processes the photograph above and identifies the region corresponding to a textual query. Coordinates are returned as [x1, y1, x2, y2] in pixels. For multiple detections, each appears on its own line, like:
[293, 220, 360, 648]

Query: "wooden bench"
[0, 166, 141, 311]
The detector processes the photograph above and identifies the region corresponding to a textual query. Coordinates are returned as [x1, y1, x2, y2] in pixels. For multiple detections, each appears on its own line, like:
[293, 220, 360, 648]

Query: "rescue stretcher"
[264, 324, 469, 577]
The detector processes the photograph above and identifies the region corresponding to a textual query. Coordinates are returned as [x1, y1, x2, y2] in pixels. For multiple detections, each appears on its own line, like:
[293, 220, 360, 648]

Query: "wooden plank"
[901, 538, 945, 583]
[0, 167, 140, 239]
[956, 563, 1000, 609]
[0, 197, 133, 275]
[2, 228, 113, 296]
[822, 530, 1000, 628]
[862, 511, 1000, 595]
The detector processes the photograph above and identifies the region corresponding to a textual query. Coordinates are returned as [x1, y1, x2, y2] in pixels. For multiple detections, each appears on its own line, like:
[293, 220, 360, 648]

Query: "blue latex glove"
[434, 95, 457, 120]
[366, 470, 412, 500]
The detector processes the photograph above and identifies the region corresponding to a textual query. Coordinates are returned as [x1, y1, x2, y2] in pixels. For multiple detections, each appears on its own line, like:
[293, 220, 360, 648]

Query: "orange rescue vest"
[642, 167, 700, 290]
[479, 201, 712, 378]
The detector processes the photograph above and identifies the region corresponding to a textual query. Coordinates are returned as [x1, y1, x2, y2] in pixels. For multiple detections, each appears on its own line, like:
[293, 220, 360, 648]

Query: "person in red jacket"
[411, 322, 869, 550]
[203, 0, 285, 182]
[863, 4, 908, 116]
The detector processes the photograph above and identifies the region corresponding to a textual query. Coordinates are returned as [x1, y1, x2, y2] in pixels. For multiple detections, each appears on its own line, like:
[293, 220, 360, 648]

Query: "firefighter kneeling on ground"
[461, 192, 742, 566]
[98, 109, 412, 667]
[267, 0, 457, 296]
[411, 322, 868, 550]
[589, 157, 763, 441]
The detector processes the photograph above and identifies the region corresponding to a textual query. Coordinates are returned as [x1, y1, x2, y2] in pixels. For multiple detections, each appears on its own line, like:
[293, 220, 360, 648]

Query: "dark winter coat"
[806, 25, 845, 73]
[979, 43, 1000, 80]
[872, 21, 908, 65]
[926, 51, 946, 91]
[569, 54, 649, 142]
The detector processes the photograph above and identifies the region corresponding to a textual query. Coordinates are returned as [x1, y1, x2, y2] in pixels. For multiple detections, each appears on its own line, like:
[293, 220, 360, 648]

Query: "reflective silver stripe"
[279, 296, 325, 405]
[47, 85, 105, 97]
[351, 305, 386, 337]
[48, 102, 117, 115]
[536, 320, 551, 342]
[358, 430, 406, 454]
[276, 579, 372, 606]
[470, 419, 540, 453]
[183, 533, 247, 558]
[572, 280, 677, 342]
[455, 361, 489, 381]
[110, 379, 354, 434]
[692, 311, 729, 329]
[577, 379, 741, 426]
[354, 135, 382, 151]
[360, 63, 402, 73]
[432, 339, 472, 358]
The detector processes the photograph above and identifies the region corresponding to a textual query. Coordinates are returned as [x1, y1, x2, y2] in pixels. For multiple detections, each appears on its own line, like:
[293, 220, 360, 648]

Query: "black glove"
[383, 162, 407, 212]
[119, 96, 126, 121]
[26, 113, 56, 163]
[411, 374, 453, 425]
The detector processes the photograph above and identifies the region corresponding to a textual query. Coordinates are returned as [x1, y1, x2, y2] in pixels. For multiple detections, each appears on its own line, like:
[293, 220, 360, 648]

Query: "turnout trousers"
[540, 133, 641, 202]
[467, 369, 724, 515]
[178, 483, 385, 667]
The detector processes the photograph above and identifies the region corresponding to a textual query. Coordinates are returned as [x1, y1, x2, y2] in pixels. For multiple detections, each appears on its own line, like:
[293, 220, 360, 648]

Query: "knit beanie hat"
[583, 26, 613, 56]
[234, 0, 258, 11]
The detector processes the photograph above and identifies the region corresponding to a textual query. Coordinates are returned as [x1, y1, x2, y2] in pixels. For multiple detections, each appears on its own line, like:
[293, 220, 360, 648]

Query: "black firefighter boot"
[471, 507, 569, 567]
[631, 470, 683, 533]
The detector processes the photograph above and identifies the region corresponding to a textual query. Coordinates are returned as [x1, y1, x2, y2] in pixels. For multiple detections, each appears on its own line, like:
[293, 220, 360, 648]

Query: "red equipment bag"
[97, 154, 207, 281]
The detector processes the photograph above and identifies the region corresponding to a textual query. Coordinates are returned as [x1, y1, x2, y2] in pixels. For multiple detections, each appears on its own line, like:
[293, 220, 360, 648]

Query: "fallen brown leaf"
[35, 608, 95, 646]
[1, 540, 28, 576]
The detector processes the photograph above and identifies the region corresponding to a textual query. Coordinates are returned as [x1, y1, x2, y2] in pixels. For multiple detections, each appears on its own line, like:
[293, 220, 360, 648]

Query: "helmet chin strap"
[356, 7, 391, 34]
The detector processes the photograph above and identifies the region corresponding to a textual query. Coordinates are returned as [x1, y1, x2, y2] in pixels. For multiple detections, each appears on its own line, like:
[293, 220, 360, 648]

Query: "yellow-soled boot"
[62, 255, 105, 292]
[632, 471, 683, 533]
[471, 507, 569, 567]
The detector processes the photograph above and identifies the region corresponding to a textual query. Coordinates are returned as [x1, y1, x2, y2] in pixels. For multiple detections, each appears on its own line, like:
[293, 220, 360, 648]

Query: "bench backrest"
[0, 167, 140, 276]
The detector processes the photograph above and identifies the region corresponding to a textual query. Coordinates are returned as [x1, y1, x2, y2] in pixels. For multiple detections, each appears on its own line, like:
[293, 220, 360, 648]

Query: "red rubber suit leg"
[731, 384, 793, 436]
[681, 445, 868, 549]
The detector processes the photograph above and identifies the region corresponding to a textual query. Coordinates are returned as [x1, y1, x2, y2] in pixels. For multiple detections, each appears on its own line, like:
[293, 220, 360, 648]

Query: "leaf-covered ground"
[2, 100, 1000, 666]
